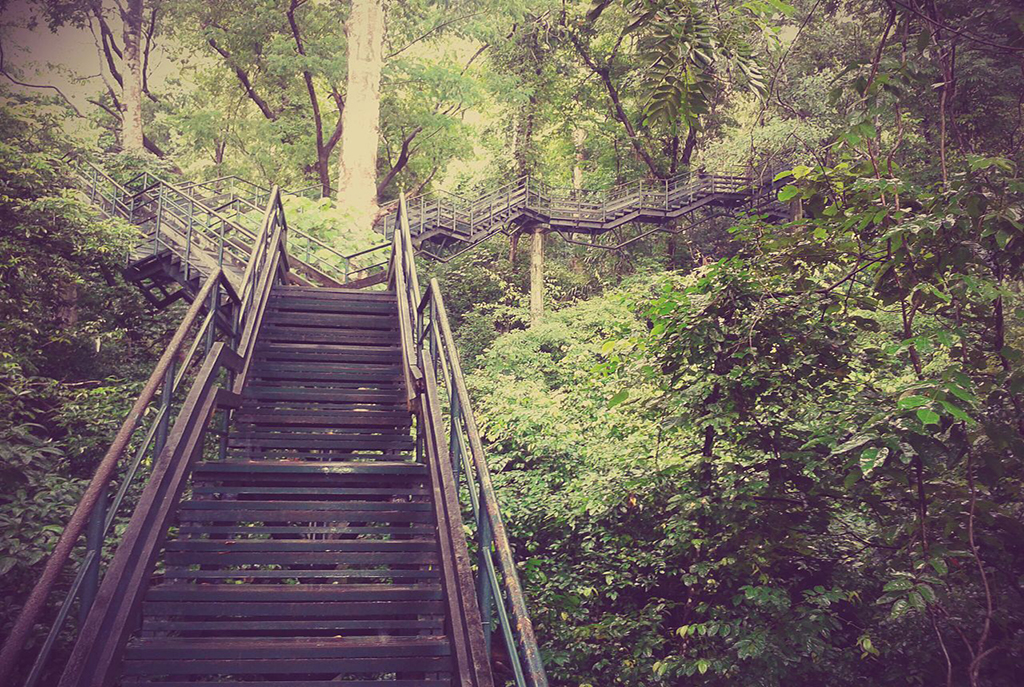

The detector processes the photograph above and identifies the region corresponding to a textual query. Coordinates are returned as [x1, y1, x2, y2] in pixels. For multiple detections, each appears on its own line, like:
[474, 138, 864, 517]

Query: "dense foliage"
[0, 93, 171, 634]
[2, 0, 1023, 685]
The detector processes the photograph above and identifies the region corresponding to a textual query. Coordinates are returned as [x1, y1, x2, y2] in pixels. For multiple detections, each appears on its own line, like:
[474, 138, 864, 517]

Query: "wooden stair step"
[233, 410, 411, 427]
[159, 568, 440, 581]
[146, 584, 442, 603]
[165, 538, 437, 552]
[122, 681, 447, 687]
[274, 286, 397, 301]
[138, 618, 444, 633]
[190, 485, 428, 497]
[226, 436, 415, 451]
[193, 460, 427, 476]
[176, 510, 435, 525]
[213, 450, 415, 463]
[245, 386, 405, 402]
[121, 656, 452, 676]
[174, 525, 430, 536]
[255, 343, 402, 364]
[178, 499, 431, 512]
[266, 298, 399, 315]
[265, 312, 398, 330]
[259, 327, 399, 345]
[143, 598, 446, 618]
[250, 367, 403, 382]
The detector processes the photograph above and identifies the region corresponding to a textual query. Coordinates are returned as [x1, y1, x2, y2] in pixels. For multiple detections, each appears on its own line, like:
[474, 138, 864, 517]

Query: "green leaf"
[777, 185, 800, 201]
[607, 390, 629, 408]
[860, 448, 882, 474]
[884, 578, 913, 592]
[898, 395, 929, 410]
[916, 408, 941, 426]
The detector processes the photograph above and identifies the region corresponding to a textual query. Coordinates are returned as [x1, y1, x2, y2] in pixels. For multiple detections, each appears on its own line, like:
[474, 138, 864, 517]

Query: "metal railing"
[71, 159, 389, 289]
[376, 166, 784, 256]
[0, 184, 292, 687]
[390, 192, 549, 687]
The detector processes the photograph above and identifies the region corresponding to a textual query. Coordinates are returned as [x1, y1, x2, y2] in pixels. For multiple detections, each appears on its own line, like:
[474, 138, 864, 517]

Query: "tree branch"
[386, 12, 486, 60]
[95, 8, 123, 87]
[0, 41, 83, 116]
[566, 31, 661, 177]
[207, 37, 277, 120]
[286, 0, 328, 191]
[142, 6, 158, 102]
[376, 126, 423, 199]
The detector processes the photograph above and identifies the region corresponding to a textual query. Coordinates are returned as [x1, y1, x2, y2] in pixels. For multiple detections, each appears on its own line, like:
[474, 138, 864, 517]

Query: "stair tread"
[146, 583, 443, 601]
[128, 635, 448, 653]
[194, 460, 424, 474]
[122, 682, 447, 687]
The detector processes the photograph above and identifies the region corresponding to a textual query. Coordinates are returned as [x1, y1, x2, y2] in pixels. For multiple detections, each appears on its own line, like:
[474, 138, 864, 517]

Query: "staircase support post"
[184, 201, 194, 282]
[77, 484, 108, 625]
[529, 224, 544, 325]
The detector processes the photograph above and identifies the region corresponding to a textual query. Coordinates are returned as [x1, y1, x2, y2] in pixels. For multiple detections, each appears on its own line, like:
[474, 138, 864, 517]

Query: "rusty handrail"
[0, 270, 225, 685]
[0, 179, 294, 686]
[391, 192, 549, 687]
[424, 276, 549, 687]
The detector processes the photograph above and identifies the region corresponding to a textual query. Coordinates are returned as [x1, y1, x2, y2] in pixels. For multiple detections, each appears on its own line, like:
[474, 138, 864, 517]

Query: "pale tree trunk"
[572, 128, 586, 191]
[529, 224, 544, 325]
[121, 0, 145, 153]
[336, 0, 384, 219]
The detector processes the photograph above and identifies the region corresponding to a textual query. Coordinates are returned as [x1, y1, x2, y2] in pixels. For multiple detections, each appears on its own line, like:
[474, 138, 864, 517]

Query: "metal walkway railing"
[73, 160, 391, 289]
[0, 178, 551, 687]
[390, 193, 549, 687]
[376, 168, 786, 260]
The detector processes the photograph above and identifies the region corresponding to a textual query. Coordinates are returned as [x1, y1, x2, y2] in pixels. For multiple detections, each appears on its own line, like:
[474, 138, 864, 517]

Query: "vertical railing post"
[218, 219, 226, 267]
[77, 484, 108, 625]
[154, 358, 175, 460]
[478, 495, 493, 655]
[153, 185, 164, 255]
[184, 200, 195, 282]
[449, 379, 461, 483]
[220, 301, 238, 462]
[205, 282, 219, 355]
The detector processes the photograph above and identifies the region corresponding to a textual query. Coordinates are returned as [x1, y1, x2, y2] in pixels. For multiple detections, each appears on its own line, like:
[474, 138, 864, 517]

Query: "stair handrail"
[387, 192, 424, 409]
[392, 192, 549, 687]
[376, 165, 767, 236]
[232, 186, 291, 391]
[0, 184, 293, 686]
[391, 192, 495, 687]
[418, 276, 550, 687]
[0, 269, 236, 687]
[228, 191, 392, 284]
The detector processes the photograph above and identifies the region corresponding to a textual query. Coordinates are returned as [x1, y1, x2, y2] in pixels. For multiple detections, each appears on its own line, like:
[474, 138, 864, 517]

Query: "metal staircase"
[376, 170, 789, 260]
[0, 158, 790, 687]
[74, 161, 392, 305]
[0, 182, 546, 687]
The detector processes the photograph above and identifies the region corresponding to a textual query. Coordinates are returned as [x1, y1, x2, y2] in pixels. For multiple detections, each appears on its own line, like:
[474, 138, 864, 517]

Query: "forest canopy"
[0, 0, 1022, 685]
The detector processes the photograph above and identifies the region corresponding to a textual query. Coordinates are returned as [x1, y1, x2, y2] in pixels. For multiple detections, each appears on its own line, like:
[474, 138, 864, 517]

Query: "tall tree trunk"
[121, 0, 145, 153]
[572, 128, 586, 191]
[529, 224, 544, 325]
[336, 0, 384, 218]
